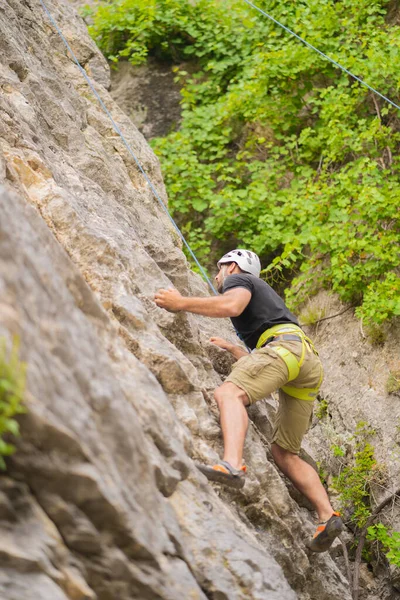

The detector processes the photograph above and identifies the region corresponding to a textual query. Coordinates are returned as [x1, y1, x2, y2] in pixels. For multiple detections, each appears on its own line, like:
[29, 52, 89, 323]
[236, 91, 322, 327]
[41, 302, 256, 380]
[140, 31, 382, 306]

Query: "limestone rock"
[110, 59, 182, 140]
[0, 1, 354, 599]
[302, 293, 400, 598]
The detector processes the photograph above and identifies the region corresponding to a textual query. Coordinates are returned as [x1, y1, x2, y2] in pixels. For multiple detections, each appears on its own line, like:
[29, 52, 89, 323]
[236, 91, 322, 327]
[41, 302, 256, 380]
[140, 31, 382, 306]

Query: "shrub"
[333, 422, 385, 528]
[332, 421, 400, 572]
[367, 523, 400, 569]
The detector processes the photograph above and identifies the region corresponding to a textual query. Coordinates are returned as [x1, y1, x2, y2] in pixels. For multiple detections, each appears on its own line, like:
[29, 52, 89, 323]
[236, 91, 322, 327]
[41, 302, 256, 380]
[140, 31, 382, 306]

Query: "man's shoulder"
[227, 273, 254, 283]
[223, 273, 255, 292]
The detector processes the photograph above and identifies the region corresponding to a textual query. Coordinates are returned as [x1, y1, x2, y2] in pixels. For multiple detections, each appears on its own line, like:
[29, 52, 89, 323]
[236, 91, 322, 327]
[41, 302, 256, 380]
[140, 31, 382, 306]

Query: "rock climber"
[154, 249, 343, 552]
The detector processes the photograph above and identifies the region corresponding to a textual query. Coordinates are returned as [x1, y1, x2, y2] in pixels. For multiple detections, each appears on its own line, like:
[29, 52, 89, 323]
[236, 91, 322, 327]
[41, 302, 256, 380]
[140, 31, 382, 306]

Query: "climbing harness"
[243, 0, 400, 113]
[38, 0, 217, 296]
[256, 324, 323, 401]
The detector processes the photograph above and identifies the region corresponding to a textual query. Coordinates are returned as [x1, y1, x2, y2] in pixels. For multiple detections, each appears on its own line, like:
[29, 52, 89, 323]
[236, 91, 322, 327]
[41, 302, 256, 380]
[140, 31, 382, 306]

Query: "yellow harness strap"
[256, 324, 321, 401]
[282, 381, 321, 401]
[271, 346, 300, 381]
[256, 323, 305, 349]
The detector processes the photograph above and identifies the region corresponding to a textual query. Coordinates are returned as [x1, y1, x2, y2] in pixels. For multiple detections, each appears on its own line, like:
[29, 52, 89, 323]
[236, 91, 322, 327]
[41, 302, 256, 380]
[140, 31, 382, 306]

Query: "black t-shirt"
[222, 274, 299, 349]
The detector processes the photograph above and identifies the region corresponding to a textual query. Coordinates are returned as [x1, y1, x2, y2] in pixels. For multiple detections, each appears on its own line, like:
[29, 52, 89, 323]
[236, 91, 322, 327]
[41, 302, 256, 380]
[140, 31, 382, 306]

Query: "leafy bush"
[367, 523, 400, 568]
[333, 422, 386, 528]
[0, 338, 26, 469]
[87, 0, 400, 324]
[332, 422, 400, 570]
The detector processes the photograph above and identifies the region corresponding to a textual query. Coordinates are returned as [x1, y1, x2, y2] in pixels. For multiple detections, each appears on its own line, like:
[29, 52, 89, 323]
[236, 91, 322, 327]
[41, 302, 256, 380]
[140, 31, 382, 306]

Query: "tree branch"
[300, 304, 354, 327]
[340, 537, 353, 592]
[371, 93, 382, 122]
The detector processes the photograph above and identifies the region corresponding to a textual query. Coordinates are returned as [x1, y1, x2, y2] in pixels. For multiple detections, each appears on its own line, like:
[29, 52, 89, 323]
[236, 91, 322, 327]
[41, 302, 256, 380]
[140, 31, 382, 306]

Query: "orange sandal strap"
[212, 461, 246, 475]
[313, 512, 341, 538]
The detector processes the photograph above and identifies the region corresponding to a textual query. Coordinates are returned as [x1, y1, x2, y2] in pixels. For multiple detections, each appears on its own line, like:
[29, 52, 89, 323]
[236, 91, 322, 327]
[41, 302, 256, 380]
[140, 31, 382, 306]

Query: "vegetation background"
[86, 0, 400, 326]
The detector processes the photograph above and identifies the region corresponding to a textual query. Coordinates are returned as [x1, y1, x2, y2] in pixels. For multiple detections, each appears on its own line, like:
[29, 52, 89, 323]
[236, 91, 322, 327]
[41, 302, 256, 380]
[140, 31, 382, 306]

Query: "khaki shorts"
[225, 340, 323, 454]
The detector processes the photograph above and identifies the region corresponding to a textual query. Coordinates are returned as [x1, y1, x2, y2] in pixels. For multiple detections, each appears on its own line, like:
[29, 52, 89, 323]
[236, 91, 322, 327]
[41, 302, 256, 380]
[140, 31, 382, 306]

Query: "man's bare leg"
[271, 443, 334, 522]
[214, 382, 249, 469]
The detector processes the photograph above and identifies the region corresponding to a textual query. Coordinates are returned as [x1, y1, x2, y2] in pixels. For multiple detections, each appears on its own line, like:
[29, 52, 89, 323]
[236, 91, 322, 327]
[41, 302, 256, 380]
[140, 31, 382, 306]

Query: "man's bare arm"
[210, 336, 248, 360]
[154, 287, 251, 318]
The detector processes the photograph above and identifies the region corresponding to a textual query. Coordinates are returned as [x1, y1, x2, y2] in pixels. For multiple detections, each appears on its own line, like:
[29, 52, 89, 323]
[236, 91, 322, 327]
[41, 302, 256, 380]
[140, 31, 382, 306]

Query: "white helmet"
[217, 249, 261, 278]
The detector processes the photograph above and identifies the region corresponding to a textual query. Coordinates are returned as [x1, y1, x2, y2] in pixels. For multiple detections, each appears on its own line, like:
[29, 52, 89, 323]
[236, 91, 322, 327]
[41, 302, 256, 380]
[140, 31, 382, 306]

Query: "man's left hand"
[154, 288, 183, 312]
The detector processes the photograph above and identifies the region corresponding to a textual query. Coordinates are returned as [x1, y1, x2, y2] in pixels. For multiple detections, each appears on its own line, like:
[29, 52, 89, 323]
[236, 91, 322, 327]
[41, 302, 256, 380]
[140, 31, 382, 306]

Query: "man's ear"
[227, 262, 237, 274]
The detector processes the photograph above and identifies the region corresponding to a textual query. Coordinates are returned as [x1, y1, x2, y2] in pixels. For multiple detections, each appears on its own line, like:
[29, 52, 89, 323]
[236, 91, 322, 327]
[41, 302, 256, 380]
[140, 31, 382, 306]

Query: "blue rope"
[243, 0, 400, 112]
[38, 0, 218, 295]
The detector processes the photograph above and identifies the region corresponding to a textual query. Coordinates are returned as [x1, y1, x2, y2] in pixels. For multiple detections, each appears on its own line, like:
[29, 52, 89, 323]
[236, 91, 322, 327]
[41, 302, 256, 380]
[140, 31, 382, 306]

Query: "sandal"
[196, 460, 246, 489]
[308, 512, 343, 553]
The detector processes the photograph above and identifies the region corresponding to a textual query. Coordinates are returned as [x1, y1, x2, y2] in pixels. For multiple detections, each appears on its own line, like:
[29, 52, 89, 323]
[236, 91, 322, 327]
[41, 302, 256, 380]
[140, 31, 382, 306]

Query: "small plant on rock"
[365, 323, 387, 346]
[299, 304, 327, 326]
[0, 338, 26, 469]
[386, 371, 400, 395]
[316, 460, 329, 486]
[331, 444, 345, 458]
[315, 397, 329, 420]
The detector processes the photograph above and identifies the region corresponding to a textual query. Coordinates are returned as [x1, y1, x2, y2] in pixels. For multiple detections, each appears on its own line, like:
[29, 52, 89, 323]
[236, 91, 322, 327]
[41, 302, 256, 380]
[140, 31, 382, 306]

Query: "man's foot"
[308, 512, 343, 553]
[196, 460, 246, 489]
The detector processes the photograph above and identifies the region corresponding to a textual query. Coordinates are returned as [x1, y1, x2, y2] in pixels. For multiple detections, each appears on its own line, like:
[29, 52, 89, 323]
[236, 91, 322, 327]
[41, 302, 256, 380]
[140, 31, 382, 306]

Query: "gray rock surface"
[110, 59, 182, 140]
[304, 292, 400, 500]
[0, 0, 354, 598]
[302, 293, 400, 600]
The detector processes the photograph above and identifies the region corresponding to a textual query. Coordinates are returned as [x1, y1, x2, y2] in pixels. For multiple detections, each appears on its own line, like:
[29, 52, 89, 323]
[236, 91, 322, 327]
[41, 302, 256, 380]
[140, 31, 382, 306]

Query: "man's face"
[215, 264, 229, 293]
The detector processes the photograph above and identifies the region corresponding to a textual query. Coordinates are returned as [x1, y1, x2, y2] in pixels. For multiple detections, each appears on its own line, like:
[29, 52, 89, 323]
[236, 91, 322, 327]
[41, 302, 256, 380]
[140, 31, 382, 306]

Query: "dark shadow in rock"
[110, 59, 182, 140]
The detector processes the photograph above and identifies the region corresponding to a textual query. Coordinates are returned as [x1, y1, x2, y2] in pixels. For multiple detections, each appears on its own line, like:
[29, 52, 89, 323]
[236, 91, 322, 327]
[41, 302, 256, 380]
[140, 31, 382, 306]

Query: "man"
[154, 249, 343, 552]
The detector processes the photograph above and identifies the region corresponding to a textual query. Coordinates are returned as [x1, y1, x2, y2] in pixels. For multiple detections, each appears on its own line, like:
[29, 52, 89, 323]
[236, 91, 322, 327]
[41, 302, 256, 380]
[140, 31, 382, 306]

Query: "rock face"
[303, 294, 400, 599]
[0, 1, 356, 599]
[110, 59, 182, 140]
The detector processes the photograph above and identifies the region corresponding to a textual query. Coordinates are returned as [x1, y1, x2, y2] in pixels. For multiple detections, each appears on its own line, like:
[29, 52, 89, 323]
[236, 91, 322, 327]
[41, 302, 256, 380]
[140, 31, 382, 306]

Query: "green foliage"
[356, 272, 400, 325]
[331, 422, 400, 569]
[331, 444, 345, 457]
[333, 422, 383, 528]
[0, 338, 26, 470]
[386, 370, 400, 394]
[365, 322, 387, 346]
[316, 460, 328, 485]
[367, 523, 400, 568]
[299, 304, 327, 326]
[315, 397, 329, 420]
[87, 0, 400, 323]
